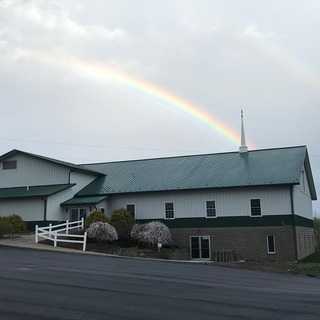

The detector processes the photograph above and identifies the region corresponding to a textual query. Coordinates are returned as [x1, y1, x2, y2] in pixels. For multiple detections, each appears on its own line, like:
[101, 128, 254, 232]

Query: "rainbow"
[20, 50, 242, 145]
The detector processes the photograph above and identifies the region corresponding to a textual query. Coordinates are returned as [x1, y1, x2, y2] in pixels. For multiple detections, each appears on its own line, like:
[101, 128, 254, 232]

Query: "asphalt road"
[0, 247, 319, 320]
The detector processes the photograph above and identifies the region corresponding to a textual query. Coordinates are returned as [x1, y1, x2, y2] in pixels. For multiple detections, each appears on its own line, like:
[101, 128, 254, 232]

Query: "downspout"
[43, 197, 48, 222]
[290, 185, 298, 260]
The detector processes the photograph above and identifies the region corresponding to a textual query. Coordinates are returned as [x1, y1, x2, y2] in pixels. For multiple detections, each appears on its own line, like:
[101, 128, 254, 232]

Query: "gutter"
[290, 185, 298, 260]
[43, 197, 47, 221]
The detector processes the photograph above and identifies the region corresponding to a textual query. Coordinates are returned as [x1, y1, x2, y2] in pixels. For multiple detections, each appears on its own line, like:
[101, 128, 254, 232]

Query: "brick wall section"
[171, 226, 298, 261]
[296, 226, 315, 260]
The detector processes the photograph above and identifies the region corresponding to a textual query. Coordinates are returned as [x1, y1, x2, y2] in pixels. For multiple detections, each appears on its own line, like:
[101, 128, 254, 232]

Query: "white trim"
[267, 235, 276, 254]
[189, 235, 211, 260]
[164, 201, 175, 220]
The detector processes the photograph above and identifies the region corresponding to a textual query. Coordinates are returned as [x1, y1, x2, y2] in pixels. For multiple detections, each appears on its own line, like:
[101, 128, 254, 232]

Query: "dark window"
[3, 160, 17, 170]
[206, 201, 216, 217]
[191, 236, 200, 259]
[267, 235, 276, 254]
[100, 207, 105, 213]
[250, 199, 261, 216]
[79, 208, 87, 220]
[165, 202, 174, 219]
[190, 236, 211, 259]
[126, 204, 135, 219]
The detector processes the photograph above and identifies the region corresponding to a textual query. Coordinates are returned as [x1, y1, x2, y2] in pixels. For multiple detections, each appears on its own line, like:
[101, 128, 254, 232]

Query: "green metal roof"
[0, 149, 103, 176]
[61, 195, 107, 206]
[77, 146, 317, 200]
[0, 184, 75, 199]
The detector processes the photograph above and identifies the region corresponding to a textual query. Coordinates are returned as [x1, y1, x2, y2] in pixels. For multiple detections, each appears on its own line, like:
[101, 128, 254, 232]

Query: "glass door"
[190, 236, 211, 260]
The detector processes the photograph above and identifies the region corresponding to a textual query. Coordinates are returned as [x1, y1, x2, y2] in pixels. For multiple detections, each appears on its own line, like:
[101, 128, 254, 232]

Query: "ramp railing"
[35, 218, 87, 251]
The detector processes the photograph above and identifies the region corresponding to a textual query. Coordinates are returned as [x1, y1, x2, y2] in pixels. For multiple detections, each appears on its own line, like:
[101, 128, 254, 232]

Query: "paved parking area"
[0, 246, 320, 319]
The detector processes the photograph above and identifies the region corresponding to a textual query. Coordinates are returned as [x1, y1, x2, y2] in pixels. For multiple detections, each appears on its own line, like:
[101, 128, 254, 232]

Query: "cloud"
[0, 0, 126, 52]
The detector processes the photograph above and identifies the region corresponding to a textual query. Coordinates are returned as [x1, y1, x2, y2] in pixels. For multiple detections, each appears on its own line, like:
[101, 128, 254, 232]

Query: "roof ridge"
[81, 145, 307, 166]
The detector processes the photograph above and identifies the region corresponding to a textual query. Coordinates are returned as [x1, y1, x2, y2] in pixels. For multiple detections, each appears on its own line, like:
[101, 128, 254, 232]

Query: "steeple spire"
[239, 109, 248, 153]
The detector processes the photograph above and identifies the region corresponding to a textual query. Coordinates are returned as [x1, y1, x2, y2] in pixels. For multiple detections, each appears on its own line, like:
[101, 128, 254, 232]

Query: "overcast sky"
[0, 0, 319, 212]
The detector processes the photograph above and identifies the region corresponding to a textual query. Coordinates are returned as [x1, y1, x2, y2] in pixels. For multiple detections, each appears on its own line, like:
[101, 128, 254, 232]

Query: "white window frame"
[189, 235, 211, 260]
[164, 201, 175, 220]
[267, 235, 276, 254]
[205, 200, 217, 218]
[250, 198, 262, 217]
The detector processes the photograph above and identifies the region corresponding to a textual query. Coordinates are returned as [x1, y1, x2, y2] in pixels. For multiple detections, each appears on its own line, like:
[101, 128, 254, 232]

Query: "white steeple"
[239, 109, 248, 153]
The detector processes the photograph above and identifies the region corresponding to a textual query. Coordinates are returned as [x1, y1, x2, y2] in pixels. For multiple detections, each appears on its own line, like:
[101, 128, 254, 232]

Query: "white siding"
[46, 171, 97, 221]
[0, 198, 44, 221]
[0, 153, 69, 188]
[108, 186, 292, 219]
[293, 168, 313, 219]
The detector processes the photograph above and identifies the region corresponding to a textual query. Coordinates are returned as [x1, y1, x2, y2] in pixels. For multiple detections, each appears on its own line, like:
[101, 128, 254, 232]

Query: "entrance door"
[190, 236, 211, 259]
[70, 208, 87, 222]
[70, 208, 79, 222]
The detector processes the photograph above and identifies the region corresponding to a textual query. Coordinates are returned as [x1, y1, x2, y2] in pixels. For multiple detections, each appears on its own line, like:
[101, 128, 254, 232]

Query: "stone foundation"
[171, 226, 300, 261]
[296, 226, 315, 260]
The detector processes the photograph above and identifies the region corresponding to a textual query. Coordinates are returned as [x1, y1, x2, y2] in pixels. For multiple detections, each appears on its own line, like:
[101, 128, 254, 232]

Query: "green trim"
[0, 184, 75, 199]
[137, 214, 314, 228]
[61, 195, 107, 206]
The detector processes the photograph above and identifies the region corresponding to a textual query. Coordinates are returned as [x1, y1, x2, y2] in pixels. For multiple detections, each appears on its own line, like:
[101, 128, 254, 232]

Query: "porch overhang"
[61, 195, 107, 207]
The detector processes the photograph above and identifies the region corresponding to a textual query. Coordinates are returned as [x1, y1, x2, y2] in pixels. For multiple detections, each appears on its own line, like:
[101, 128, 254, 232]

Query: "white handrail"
[35, 218, 87, 251]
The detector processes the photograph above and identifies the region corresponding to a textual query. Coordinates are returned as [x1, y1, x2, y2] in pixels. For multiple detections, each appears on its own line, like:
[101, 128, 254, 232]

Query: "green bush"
[0, 215, 25, 237]
[110, 209, 135, 241]
[6, 215, 26, 233]
[85, 211, 109, 228]
[0, 218, 14, 238]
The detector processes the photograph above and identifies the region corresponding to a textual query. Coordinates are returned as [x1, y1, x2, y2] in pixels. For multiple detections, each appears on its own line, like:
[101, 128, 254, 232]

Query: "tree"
[85, 211, 109, 228]
[87, 222, 118, 242]
[110, 209, 135, 241]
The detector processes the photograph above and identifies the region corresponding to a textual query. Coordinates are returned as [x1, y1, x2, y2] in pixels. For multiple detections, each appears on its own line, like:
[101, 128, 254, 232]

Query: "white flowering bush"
[131, 221, 172, 246]
[87, 222, 118, 242]
[130, 223, 147, 242]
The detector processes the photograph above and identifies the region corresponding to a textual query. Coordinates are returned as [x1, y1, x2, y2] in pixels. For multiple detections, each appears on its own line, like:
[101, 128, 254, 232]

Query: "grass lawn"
[290, 251, 320, 277]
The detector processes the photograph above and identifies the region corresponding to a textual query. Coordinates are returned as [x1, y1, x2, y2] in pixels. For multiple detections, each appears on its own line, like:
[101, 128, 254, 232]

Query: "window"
[2, 160, 17, 170]
[126, 204, 135, 219]
[100, 207, 105, 213]
[206, 201, 216, 217]
[190, 236, 211, 259]
[165, 202, 174, 219]
[267, 235, 276, 254]
[250, 199, 261, 216]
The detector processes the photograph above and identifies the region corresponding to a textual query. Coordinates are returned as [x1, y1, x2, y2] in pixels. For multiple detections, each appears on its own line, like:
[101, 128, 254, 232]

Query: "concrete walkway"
[0, 234, 98, 255]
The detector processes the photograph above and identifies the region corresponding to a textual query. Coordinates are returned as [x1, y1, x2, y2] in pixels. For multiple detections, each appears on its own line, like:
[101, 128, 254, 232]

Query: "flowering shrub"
[131, 221, 172, 246]
[130, 223, 147, 242]
[87, 222, 118, 242]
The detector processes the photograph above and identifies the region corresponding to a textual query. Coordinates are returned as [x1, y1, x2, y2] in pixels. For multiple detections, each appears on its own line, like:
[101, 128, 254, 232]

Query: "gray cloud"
[0, 0, 319, 212]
